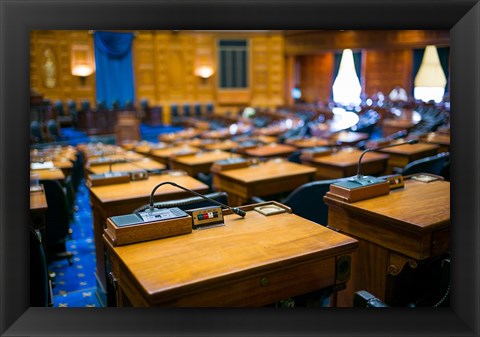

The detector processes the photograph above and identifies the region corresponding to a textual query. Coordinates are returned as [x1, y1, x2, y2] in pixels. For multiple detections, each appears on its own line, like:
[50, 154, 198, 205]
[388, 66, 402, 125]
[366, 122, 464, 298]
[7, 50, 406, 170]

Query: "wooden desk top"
[30, 188, 47, 213]
[214, 160, 316, 184]
[202, 140, 239, 151]
[286, 137, 334, 148]
[88, 158, 166, 174]
[32, 168, 65, 181]
[307, 149, 389, 167]
[150, 145, 199, 161]
[243, 143, 297, 158]
[376, 143, 439, 156]
[88, 173, 208, 205]
[158, 129, 200, 143]
[419, 133, 450, 146]
[171, 150, 241, 166]
[330, 132, 369, 145]
[104, 208, 358, 306]
[326, 178, 450, 233]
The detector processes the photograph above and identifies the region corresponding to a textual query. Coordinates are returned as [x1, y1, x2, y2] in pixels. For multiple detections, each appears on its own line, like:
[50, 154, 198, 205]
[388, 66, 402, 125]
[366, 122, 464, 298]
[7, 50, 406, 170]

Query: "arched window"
[332, 49, 362, 107]
[414, 45, 447, 103]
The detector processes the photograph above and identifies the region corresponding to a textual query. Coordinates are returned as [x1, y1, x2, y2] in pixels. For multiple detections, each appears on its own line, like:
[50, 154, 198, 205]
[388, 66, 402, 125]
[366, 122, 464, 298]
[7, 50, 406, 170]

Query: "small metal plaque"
[254, 204, 287, 216]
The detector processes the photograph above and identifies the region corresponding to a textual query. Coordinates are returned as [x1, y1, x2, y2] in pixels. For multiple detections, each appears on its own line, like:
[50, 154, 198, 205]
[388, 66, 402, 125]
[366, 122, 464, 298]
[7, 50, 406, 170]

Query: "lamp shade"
[414, 45, 447, 88]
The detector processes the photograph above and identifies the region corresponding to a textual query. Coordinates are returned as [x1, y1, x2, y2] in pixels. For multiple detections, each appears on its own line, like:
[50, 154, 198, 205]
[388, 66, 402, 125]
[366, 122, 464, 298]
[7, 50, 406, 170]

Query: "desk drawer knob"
[260, 277, 269, 287]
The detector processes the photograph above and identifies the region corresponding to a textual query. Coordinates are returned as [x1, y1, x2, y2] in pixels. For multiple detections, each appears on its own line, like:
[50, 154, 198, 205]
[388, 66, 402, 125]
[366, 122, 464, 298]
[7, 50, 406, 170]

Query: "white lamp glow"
[71, 64, 94, 77]
[414, 45, 447, 103]
[332, 49, 362, 106]
[194, 65, 214, 79]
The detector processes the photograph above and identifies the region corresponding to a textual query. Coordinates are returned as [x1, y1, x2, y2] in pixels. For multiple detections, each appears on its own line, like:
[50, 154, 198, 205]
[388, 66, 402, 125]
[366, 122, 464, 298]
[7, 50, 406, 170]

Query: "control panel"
[189, 206, 224, 229]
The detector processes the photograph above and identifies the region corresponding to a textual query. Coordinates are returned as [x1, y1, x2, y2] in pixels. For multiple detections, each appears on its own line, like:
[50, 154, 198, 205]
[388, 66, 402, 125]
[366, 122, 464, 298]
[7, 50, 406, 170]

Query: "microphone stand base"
[328, 178, 390, 203]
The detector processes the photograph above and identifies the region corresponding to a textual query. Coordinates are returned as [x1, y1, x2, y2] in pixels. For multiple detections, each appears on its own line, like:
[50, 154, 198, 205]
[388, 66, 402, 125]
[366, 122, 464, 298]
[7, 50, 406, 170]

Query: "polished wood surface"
[32, 168, 65, 181]
[202, 140, 239, 151]
[30, 189, 48, 213]
[88, 173, 209, 302]
[212, 160, 316, 206]
[169, 150, 241, 176]
[243, 143, 297, 158]
[324, 178, 450, 306]
[330, 132, 369, 146]
[149, 145, 199, 164]
[376, 143, 439, 172]
[286, 137, 334, 148]
[302, 148, 389, 179]
[87, 158, 166, 174]
[104, 207, 358, 306]
[419, 132, 450, 153]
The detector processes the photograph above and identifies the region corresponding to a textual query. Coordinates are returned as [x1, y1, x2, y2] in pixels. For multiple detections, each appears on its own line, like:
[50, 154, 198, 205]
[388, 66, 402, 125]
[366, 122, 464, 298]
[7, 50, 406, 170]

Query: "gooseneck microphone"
[148, 181, 246, 218]
[356, 139, 418, 178]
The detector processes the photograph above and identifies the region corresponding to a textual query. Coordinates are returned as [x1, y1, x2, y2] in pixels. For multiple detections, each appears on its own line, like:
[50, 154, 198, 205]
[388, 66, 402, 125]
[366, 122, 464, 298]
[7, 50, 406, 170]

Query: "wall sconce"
[194, 65, 214, 82]
[72, 64, 94, 85]
[71, 43, 95, 86]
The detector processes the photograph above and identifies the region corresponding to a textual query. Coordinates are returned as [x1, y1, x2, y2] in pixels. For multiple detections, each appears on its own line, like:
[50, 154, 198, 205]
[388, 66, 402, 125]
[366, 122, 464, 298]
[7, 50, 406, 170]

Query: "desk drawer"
[152, 257, 338, 307]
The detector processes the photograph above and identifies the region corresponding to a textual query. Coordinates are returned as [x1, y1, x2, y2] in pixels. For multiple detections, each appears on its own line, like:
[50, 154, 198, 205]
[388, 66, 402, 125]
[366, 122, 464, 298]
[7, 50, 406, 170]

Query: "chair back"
[47, 119, 61, 140]
[282, 177, 351, 226]
[30, 228, 49, 307]
[183, 104, 191, 117]
[402, 152, 450, 176]
[39, 179, 71, 247]
[134, 192, 229, 213]
[30, 120, 43, 143]
[194, 103, 202, 117]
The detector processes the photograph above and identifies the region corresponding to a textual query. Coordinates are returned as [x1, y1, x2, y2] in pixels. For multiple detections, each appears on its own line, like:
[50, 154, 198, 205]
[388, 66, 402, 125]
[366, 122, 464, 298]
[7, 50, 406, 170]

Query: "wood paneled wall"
[30, 30, 449, 115]
[31, 30, 285, 118]
[285, 30, 449, 104]
[30, 31, 96, 106]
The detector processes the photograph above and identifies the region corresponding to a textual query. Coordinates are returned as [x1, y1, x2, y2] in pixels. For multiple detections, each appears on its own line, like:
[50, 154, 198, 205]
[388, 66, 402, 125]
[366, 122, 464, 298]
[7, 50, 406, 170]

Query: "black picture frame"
[1, 0, 479, 336]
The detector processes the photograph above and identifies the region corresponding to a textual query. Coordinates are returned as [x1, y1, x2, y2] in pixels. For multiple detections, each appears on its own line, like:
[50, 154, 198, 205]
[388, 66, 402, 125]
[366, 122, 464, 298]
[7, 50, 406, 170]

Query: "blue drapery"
[94, 31, 135, 109]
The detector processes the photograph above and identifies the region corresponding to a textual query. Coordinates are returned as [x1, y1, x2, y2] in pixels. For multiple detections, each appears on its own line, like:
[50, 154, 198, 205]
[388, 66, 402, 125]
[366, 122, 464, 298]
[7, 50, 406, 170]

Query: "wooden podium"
[324, 177, 450, 306]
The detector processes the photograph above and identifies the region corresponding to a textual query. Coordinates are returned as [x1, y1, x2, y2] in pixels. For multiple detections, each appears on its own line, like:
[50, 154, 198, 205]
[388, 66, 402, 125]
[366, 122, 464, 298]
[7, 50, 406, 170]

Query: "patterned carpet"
[49, 179, 100, 307]
[47, 123, 182, 307]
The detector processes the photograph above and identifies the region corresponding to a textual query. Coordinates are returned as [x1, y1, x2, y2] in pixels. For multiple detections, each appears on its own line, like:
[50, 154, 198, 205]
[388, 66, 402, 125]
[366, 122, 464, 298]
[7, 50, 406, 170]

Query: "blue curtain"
[94, 31, 135, 109]
[412, 48, 425, 95]
[331, 50, 362, 100]
[437, 47, 450, 93]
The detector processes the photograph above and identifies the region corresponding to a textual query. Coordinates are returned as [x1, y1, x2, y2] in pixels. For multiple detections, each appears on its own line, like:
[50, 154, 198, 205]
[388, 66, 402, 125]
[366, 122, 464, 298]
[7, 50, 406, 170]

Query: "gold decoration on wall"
[42, 48, 57, 88]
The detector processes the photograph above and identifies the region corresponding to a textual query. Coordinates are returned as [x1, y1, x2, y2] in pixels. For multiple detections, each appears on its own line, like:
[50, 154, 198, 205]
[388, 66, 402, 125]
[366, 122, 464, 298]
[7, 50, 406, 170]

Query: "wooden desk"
[382, 118, 417, 137]
[158, 128, 200, 143]
[212, 160, 316, 206]
[32, 168, 65, 182]
[324, 178, 450, 306]
[419, 133, 450, 153]
[243, 143, 297, 158]
[170, 150, 241, 176]
[30, 188, 48, 231]
[103, 205, 358, 307]
[202, 140, 239, 152]
[87, 158, 166, 175]
[88, 173, 209, 305]
[149, 145, 199, 165]
[286, 137, 335, 148]
[301, 149, 389, 180]
[376, 143, 439, 173]
[330, 132, 369, 146]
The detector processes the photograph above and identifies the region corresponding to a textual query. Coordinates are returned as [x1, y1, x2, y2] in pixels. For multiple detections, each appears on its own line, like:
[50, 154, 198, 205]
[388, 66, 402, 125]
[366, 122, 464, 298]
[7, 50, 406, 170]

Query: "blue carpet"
[47, 123, 182, 307]
[49, 180, 100, 307]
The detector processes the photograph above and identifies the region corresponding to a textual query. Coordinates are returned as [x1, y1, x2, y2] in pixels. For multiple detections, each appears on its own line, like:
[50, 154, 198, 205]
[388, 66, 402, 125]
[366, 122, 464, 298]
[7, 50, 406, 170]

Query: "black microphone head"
[408, 139, 419, 144]
[232, 207, 246, 218]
